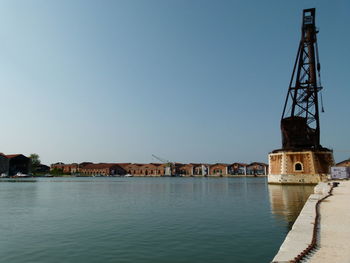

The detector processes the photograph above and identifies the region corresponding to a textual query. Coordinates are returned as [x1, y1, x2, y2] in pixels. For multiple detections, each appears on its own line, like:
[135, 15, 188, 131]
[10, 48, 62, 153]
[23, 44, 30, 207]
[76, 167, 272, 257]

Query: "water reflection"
[0, 178, 37, 183]
[268, 184, 314, 229]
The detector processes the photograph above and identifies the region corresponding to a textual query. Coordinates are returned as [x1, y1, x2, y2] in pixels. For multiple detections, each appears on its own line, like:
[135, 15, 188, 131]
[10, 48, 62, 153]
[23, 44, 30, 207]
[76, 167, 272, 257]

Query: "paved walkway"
[309, 180, 350, 262]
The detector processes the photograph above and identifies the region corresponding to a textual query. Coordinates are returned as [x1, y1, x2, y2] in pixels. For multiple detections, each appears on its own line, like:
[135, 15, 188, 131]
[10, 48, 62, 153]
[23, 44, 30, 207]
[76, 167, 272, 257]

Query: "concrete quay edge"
[271, 182, 331, 263]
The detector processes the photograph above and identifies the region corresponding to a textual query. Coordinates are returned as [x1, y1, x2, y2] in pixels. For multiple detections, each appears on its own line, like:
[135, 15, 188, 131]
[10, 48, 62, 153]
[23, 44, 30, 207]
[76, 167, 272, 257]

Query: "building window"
[294, 162, 303, 172]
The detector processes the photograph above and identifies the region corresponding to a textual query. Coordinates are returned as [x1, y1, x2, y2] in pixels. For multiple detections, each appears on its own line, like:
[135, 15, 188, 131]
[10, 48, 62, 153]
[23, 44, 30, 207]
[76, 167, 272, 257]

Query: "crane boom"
[281, 8, 323, 150]
[151, 154, 170, 164]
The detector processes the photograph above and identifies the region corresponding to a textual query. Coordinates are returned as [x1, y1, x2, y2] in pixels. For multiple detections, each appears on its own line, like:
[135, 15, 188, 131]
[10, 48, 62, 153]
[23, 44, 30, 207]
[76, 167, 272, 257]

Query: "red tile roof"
[248, 162, 268, 167]
[231, 162, 248, 166]
[5, 154, 26, 159]
[82, 163, 121, 169]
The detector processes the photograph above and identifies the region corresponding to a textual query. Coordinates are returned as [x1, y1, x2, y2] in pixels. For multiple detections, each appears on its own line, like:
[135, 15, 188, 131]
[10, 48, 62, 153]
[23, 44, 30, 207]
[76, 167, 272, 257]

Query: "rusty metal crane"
[268, 8, 334, 185]
[281, 8, 325, 150]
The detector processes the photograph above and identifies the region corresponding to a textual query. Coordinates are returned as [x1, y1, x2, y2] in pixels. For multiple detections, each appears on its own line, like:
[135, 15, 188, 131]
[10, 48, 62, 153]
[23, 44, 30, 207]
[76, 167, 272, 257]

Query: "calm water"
[0, 177, 314, 263]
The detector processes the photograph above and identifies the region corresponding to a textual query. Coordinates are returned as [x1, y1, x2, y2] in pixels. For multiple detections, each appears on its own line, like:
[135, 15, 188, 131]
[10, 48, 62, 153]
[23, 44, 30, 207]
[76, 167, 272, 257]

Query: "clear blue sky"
[0, 0, 349, 165]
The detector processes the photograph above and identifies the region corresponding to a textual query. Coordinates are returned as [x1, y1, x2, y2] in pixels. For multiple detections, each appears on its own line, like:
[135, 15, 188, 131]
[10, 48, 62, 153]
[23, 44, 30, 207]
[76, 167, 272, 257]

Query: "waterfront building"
[179, 164, 194, 176]
[246, 162, 268, 175]
[80, 163, 127, 176]
[116, 163, 130, 174]
[192, 163, 209, 176]
[63, 163, 79, 174]
[336, 159, 350, 167]
[47, 161, 268, 177]
[79, 162, 93, 168]
[228, 163, 248, 175]
[0, 154, 9, 175]
[124, 163, 166, 176]
[51, 162, 93, 174]
[0, 153, 31, 176]
[51, 162, 65, 171]
[209, 163, 229, 176]
[35, 164, 50, 173]
[5, 154, 30, 176]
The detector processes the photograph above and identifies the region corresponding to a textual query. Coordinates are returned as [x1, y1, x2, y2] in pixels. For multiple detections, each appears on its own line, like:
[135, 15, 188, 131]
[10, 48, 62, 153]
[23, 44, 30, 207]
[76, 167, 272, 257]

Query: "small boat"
[125, 174, 133, 177]
[14, 172, 30, 178]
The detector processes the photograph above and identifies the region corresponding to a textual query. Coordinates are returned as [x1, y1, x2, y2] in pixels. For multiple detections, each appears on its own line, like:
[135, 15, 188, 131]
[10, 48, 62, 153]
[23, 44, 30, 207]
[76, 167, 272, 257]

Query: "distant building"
[6, 154, 31, 176]
[125, 163, 166, 176]
[177, 163, 209, 176]
[80, 163, 127, 176]
[246, 162, 268, 175]
[51, 162, 65, 171]
[179, 164, 194, 176]
[209, 163, 229, 176]
[63, 163, 79, 174]
[193, 164, 209, 176]
[336, 159, 350, 167]
[50, 162, 93, 174]
[35, 164, 50, 173]
[47, 160, 268, 177]
[79, 162, 93, 168]
[114, 163, 131, 172]
[229, 163, 248, 175]
[0, 153, 9, 175]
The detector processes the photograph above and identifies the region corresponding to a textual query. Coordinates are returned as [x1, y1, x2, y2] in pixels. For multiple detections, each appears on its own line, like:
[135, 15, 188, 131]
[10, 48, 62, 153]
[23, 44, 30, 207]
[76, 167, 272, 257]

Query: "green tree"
[30, 153, 41, 173]
[50, 168, 63, 176]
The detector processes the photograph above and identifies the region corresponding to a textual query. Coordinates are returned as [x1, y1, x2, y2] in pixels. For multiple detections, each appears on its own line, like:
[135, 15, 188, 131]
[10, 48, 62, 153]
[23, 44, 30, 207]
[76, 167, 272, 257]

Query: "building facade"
[0, 154, 9, 175]
[209, 164, 229, 176]
[228, 163, 247, 175]
[7, 154, 31, 176]
[125, 163, 166, 176]
[80, 163, 127, 176]
[246, 162, 268, 175]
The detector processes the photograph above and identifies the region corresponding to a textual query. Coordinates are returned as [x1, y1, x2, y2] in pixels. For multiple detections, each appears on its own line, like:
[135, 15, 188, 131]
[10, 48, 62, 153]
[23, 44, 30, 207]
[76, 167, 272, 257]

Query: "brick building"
[209, 163, 229, 176]
[193, 164, 209, 176]
[177, 163, 209, 176]
[51, 162, 65, 171]
[35, 164, 50, 173]
[125, 163, 166, 176]
[80, 163, 127, 176]
[48, 160, 268, 177]
[228, 163, 248, 175]
[62, 163, 79, 174]
[246, 162, 268, 175]
[178, 164, 194, 176]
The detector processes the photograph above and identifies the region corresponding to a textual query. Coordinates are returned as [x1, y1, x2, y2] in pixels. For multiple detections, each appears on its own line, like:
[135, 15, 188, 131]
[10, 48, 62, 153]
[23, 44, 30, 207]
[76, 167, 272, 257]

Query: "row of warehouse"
[51, 162, 269, 176]
[2, 152, 350, 178]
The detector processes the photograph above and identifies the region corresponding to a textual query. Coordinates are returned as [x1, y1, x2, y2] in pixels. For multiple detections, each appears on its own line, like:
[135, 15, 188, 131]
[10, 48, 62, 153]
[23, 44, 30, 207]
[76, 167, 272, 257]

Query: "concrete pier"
[308, 181, 350, 263]
[272, 181, 350, 262]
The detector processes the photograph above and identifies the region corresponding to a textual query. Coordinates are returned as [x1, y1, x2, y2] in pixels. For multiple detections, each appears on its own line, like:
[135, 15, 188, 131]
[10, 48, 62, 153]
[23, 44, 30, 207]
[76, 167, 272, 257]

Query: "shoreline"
[272, 180, 350, 263]
[1, 174, 268, 179]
